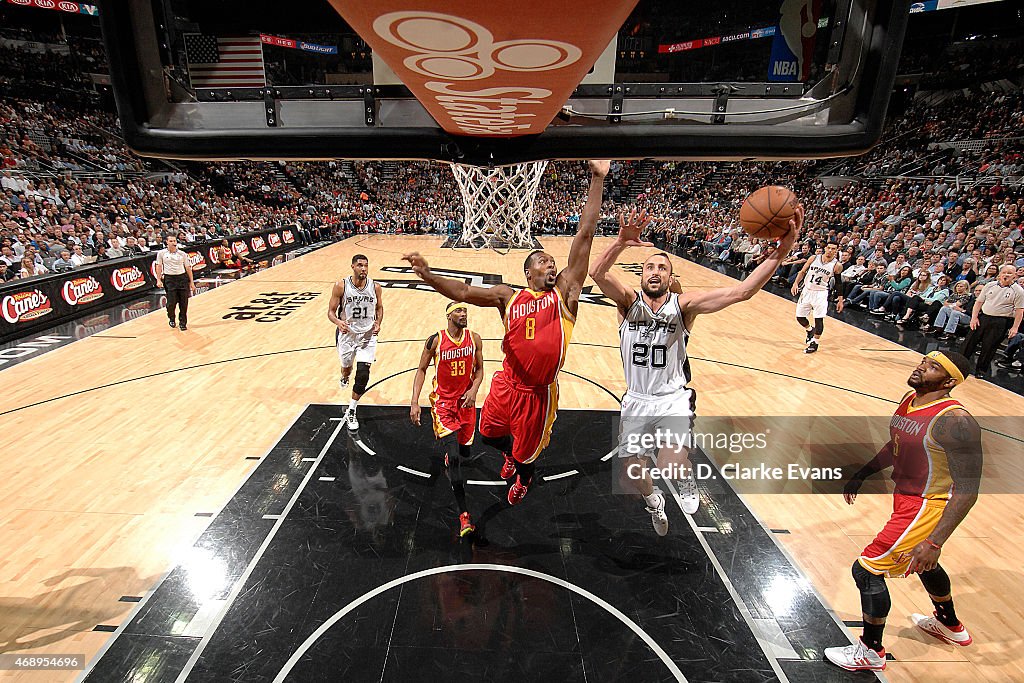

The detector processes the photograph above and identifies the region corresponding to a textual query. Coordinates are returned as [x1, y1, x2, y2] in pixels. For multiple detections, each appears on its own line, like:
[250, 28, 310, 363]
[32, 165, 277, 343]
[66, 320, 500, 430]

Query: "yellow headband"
[926, 351, 965, 386]
[446, 301, 467, 315]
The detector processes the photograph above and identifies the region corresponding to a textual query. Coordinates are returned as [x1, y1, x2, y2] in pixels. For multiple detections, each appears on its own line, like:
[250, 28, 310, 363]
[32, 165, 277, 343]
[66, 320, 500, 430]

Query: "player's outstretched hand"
[402, 252, 430, 279]
[588, 160, 610, 178]
[842, 477, 862, 505]
[617, 208, 654, 248]
[410, 403, 421, 426]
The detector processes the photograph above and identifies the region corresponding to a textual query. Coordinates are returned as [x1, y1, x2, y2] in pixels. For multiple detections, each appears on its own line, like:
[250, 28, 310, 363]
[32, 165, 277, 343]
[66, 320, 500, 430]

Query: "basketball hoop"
[449, 161, 548, 253]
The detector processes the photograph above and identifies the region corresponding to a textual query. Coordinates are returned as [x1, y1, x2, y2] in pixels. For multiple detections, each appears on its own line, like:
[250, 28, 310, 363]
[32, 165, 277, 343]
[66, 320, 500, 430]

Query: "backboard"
[98, 0, 910, 165]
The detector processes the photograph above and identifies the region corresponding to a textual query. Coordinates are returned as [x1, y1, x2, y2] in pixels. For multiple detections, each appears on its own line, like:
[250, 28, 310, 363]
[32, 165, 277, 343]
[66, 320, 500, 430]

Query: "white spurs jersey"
[801, 255, 838, 292]
[338, 276, 377, 334]
[620, 292, 691, 398]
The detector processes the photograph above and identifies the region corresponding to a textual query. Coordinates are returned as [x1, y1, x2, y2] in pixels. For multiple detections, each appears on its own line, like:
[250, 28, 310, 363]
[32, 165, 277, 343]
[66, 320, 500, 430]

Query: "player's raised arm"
[589, 207, 653, 312]
[402, 252, 514, 310]
[327, 279, 349, 333]
[558, 160, 610, 302]
[410, 333, 439, 425]
[680, 206, 802, 317]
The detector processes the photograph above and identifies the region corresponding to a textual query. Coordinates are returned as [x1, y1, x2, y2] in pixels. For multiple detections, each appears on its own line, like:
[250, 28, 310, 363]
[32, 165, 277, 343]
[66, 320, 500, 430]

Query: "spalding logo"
[268, 233, 282, 248]
[2, 289, 53, 324]
[111, 266, 146, 292]
[62, 276, 104, 306]
[251, 236, 267, 252]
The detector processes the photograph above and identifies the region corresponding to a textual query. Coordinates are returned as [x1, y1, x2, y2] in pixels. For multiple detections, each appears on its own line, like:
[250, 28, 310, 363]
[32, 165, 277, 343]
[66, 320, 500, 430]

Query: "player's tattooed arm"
[402, 251, 514, 309]
[928, 408, 983, 545]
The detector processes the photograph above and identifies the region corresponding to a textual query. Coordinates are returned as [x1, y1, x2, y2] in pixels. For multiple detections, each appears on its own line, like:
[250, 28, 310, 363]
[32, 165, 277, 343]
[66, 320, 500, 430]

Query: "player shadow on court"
[0, 566, 158, 654]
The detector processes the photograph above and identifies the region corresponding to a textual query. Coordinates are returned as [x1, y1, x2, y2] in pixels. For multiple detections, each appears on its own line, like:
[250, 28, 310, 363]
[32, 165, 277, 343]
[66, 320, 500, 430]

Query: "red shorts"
[479, 370, 558, 464]
[429, 392, 476, 446]
[859, 493, 947, 578]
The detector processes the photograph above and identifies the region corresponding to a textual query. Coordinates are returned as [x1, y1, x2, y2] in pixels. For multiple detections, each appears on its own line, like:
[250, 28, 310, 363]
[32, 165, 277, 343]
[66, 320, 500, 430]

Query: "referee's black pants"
[962, 312, 1011, 373]
[165, 273, 190, 327]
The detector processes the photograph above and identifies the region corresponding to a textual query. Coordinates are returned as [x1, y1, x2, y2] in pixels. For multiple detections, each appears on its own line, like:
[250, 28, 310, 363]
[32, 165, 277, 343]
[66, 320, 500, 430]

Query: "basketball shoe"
[824, 640, 886, 672]
[677, 475, 699, 514]
[345, 408, 359, 431]
[645, 489, 669, 536]
[499, 453, 516, 480]
[458, 512, 475, 537]
[508, 478, 528, 505]
[912, 613, 972, 646]
[805, 339, 819, 354]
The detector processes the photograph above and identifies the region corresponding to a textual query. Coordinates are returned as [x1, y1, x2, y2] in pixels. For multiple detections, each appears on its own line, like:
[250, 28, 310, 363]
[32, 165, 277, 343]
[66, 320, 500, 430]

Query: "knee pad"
[353, 362, 371, 394]
[852, 561, 891, 618]
[918, 565, 951, 597]
[797, 316, 810, 327]
[814, 319, 824, 335]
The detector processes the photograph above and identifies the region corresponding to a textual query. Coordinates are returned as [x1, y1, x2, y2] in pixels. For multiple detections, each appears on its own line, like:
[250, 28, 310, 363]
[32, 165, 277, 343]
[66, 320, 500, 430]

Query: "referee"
[155, 235, 195, 331]
[962, 264, 1024, 377]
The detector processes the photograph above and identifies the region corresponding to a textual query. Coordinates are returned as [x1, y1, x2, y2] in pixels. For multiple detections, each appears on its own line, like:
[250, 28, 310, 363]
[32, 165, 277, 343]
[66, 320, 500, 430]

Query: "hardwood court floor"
[0, 235, 1021, 682]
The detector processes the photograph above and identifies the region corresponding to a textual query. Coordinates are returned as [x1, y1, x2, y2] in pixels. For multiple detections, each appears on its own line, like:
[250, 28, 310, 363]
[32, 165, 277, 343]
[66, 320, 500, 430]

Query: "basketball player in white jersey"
[791, 241, 844, 353]
[590, 208, 800, 534]
[327, 253, 384, 430]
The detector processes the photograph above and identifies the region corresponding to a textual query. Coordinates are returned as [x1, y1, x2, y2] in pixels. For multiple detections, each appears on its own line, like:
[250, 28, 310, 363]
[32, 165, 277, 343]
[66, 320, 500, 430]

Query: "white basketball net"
[450, 161, 548, 251]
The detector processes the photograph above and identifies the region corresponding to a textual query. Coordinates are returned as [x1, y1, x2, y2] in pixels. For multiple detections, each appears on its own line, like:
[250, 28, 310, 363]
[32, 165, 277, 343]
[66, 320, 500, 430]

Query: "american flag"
[184, 35, 266, 89]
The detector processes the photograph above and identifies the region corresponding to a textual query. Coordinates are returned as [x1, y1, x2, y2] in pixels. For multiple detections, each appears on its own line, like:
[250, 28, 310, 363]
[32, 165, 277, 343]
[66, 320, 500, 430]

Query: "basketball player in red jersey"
[403, 160, 610, 506]
[826, 350, 982, 672]
[410, 302, 484, 537]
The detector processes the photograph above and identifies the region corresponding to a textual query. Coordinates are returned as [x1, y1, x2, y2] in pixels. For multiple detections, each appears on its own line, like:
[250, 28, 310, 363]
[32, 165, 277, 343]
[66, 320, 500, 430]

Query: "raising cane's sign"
[282, 230, 296, 244]
[251, 235, 267, 252]
[61, 276, 104, 306]
[268, 232, 282, 248]
[2, 289, 53, 323]
[110, 265, 147, 292]
[232, 240, 250, 257]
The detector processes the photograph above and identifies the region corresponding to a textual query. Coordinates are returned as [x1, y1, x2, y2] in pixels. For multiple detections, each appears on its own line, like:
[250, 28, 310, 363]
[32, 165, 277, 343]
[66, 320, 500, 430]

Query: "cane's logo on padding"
[2, 289, 53, 323]
[62, 276, 104, 306]
[111, 266, 146, 292]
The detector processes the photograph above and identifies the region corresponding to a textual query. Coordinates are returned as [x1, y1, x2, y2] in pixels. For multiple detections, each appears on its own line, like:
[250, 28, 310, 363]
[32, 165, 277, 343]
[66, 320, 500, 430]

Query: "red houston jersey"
[433, 328, 476, 401]
[501, 288, 575, 387]
[889, 391, 966, 500]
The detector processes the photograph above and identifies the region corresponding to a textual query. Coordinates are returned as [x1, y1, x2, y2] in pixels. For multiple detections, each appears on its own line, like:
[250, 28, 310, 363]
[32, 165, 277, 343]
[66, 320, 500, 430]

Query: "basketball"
[739, 186, 799, 239]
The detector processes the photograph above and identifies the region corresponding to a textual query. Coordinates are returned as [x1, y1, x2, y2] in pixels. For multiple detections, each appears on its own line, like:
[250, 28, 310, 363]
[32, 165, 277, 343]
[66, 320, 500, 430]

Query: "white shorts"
[337, 329, 377, 367]
[796, 289, 829, 318]
[618, 389, 695, 460]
